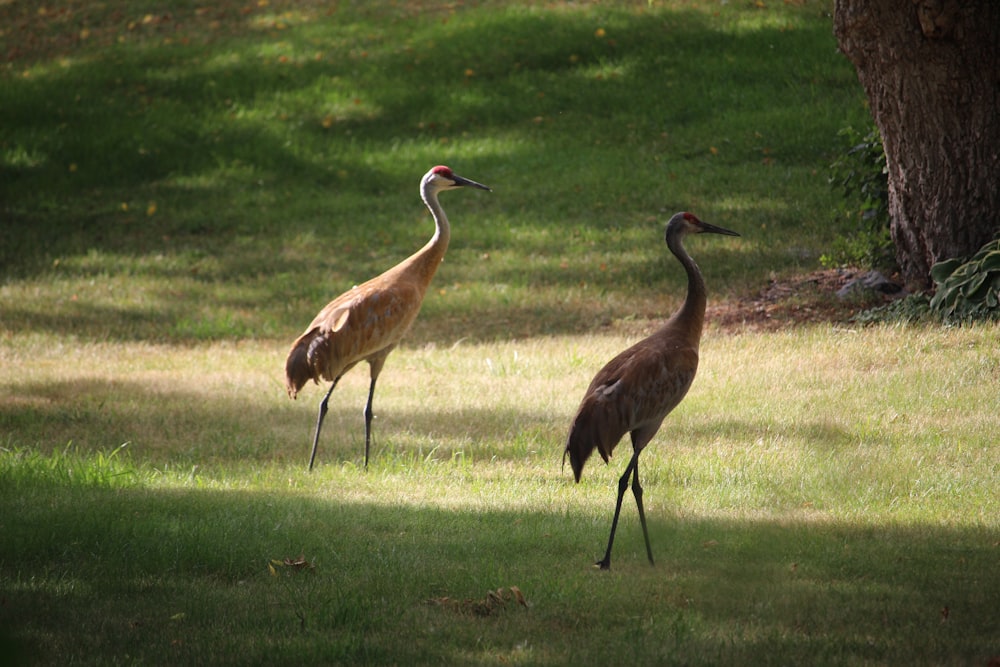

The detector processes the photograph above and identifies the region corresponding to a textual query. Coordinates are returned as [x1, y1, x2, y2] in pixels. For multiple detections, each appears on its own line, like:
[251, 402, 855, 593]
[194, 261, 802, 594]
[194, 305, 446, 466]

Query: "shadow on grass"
[0, 472, 996, 665]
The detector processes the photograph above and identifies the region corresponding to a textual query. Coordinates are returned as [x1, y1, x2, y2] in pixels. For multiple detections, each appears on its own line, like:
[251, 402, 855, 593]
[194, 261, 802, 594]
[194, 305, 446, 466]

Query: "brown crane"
[285, 165, 491, 471]
[564, 211, 739, 570]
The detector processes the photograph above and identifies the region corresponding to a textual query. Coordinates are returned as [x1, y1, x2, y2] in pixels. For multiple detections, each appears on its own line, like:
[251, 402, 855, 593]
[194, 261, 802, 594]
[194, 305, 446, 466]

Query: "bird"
[285, 165, 491, 471]
[564, 211, 738, 570]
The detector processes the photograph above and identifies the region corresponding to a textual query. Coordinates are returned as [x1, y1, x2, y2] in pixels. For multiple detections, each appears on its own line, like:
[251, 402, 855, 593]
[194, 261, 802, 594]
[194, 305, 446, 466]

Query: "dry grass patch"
[3, 325, 996, 528]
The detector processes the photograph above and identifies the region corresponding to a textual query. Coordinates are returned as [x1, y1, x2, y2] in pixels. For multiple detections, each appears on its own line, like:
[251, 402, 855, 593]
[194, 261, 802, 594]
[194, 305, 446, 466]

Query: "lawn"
[2, 1, 998, 665]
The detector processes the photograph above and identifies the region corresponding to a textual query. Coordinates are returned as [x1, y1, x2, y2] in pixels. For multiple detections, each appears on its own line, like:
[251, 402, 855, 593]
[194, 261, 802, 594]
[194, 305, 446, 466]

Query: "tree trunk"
[833, 0, 1000, 289]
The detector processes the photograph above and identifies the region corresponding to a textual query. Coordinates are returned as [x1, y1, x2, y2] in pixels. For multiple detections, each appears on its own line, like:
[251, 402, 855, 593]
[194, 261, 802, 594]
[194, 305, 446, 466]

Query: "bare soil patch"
[709, 268, 896, 332]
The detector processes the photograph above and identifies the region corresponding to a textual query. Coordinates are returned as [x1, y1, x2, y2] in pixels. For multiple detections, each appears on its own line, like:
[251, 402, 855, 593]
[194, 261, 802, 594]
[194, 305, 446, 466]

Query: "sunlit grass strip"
[0, 443, 146, 489]
[2, 326, 997, 526]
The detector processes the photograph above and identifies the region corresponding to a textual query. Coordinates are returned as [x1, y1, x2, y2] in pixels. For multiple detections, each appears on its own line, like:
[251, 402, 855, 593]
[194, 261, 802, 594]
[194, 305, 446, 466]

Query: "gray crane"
[564, 211, 739, 569]
[285, 166, 491, 470]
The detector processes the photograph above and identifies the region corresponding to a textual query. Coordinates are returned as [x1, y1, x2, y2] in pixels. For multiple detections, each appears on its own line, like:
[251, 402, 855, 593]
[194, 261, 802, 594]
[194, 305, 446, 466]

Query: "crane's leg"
[362, 375, 378, 470]
[596, 450, 640, 570]
[363, 349, 392, 471]
[308, 379, 340, 472]
[631, 456, 655, 566]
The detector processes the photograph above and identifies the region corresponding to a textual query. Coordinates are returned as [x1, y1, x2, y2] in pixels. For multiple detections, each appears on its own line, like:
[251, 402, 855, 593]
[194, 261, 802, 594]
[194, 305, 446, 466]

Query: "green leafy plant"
[825, 124, 894, 270]
[851, 293, 931, 325]
[928, 238, 1000, 323]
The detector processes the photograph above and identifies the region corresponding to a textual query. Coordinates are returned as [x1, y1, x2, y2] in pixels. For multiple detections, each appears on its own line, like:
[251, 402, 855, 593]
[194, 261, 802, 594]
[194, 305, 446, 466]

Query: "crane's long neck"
[665, 230, 707, 346]
[403, 185, 451, 285]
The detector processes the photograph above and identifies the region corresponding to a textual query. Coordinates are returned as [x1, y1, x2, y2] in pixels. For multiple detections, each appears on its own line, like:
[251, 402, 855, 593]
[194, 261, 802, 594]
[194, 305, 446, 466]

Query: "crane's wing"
[285, 280, 423, 398]
[328, 304, 351, 332]
[565, 340, 698, 481]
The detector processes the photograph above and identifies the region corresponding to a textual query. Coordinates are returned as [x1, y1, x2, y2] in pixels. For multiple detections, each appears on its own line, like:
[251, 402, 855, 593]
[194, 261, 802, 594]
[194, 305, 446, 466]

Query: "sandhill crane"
[285, 165, 491, 471]
[564, 212, 739, 570]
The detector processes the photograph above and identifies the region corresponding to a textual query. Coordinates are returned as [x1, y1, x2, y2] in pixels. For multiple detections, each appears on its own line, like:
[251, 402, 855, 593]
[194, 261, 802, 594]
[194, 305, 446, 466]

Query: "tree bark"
[833, 0, 1000, 288]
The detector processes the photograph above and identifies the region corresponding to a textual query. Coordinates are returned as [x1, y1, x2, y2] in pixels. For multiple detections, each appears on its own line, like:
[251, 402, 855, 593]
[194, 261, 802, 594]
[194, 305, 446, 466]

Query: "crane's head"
[423, 165, 492, 193]
[667, 211, 740, 240]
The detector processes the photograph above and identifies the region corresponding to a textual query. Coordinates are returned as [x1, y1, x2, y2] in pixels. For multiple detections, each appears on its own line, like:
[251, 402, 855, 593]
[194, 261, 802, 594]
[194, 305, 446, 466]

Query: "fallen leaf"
[269, 554, 315, 574]
[283, 554, 314, 570]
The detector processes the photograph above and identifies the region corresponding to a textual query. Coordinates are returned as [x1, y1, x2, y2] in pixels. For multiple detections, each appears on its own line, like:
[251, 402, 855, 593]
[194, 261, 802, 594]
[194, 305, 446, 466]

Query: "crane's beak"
[452, 174, 492, 192]
[699, 221, 740, 237]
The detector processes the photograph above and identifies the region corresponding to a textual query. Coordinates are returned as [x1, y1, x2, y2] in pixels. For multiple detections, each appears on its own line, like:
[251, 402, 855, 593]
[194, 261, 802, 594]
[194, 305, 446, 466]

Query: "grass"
[2, 0, 999, 665]
[2, 330, 998, 664]
[3, 0, 862, 343]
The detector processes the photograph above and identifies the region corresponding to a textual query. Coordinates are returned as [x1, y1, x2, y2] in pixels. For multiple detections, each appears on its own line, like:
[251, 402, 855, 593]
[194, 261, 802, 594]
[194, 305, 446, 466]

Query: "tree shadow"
[0, 477, 996, 664]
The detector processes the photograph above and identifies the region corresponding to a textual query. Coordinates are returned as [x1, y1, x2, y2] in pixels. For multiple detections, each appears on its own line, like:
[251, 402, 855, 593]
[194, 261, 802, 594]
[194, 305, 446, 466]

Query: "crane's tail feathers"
[285, 328, 329, 399]
[564, 409, 613, 483]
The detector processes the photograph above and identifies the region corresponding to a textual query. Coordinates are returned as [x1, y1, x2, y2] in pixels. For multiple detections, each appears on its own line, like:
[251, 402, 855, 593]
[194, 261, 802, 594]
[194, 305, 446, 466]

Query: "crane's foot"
[594, 558, 611, 571]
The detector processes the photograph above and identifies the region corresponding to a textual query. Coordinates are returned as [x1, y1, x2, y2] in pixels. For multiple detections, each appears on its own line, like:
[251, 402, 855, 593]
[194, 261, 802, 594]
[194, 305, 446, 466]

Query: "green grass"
[2, 330, 998, 665]
[2, 1, 999, 665]
[2, 0, 864, 343]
